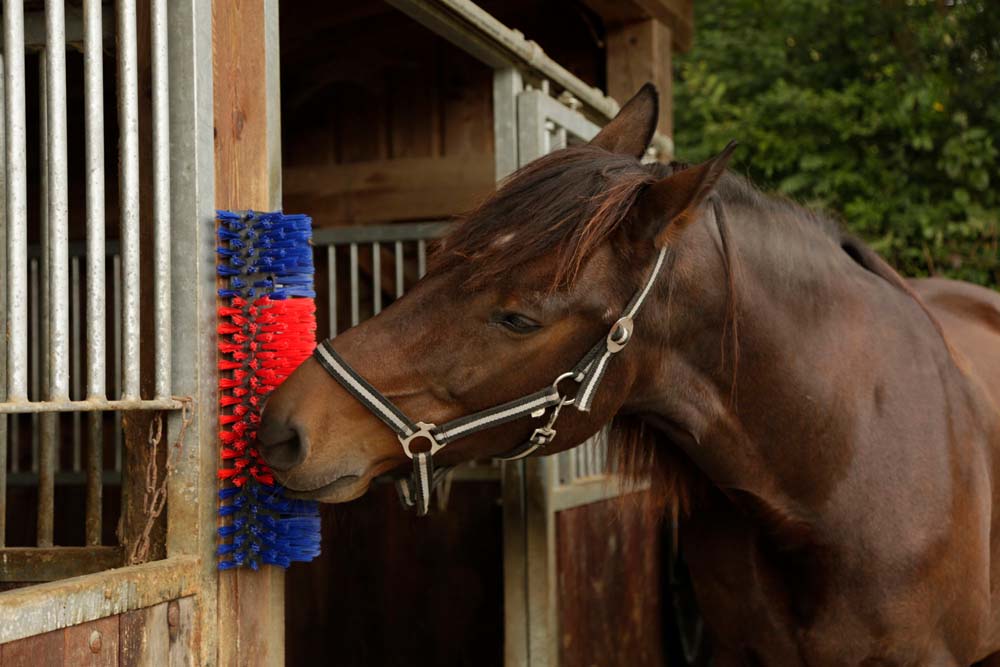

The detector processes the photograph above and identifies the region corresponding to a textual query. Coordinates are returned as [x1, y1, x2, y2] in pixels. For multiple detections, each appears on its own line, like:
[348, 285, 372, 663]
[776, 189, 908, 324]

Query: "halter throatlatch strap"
[311, 244, 670, 514]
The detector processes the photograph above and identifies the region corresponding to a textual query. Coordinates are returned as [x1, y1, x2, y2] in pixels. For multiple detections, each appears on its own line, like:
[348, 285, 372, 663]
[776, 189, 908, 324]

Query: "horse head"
[258, 85, 735, 504]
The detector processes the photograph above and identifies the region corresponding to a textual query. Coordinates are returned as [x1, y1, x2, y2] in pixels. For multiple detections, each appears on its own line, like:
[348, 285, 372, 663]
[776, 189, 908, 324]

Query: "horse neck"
[627, 198, 961, 518]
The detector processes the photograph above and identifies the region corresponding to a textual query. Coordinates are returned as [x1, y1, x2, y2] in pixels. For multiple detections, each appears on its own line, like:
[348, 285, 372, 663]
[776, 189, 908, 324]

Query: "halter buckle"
[529, 425, 557, 447]
[398, 421, 445, 459]
[606, 316, 634, 353]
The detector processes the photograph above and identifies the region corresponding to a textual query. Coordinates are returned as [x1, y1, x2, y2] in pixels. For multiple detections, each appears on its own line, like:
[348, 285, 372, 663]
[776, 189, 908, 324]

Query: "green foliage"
[673, 0, 1000, 287]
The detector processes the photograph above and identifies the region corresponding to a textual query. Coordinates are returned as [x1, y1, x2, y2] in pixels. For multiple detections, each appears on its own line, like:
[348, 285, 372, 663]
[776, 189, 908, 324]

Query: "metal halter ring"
[398, 421, 445, 459]
[551, 371, 579, 405]
[607, 316, 634, 353]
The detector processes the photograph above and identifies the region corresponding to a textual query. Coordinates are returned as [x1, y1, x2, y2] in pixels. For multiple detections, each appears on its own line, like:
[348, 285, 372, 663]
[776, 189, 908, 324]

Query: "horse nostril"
[257, 419, 307, 472]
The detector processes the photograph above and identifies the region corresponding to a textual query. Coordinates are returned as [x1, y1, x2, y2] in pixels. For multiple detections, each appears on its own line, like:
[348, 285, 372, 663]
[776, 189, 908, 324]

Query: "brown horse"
[260, 85, 1000, 665]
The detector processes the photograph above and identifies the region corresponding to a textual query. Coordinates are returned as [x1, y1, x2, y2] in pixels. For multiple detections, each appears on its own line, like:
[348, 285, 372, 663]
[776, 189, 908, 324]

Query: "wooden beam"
[583, 0, 693, 52]
[213, 1, 284, 666]
[606, 19, 673, 140]
[283, 156, 494, 225]
[0, 547, 124, 583]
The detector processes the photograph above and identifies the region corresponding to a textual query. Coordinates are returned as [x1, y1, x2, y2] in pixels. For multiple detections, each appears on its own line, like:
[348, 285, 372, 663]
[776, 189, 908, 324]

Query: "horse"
[259, 85, 1000, 665]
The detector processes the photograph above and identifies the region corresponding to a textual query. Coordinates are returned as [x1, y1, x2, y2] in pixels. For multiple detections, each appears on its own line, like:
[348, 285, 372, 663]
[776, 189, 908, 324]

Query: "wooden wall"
[0, 598, 195, 666]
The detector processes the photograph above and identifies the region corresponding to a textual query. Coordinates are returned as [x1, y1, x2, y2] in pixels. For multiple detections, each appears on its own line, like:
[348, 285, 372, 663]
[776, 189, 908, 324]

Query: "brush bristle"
[216, 210, 321, 570]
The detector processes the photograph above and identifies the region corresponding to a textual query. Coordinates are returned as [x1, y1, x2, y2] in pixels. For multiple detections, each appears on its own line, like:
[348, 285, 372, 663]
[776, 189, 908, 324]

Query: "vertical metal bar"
[85, 411, 103, 545]
[46, 0, 69, 401]
[349, 242, 359, 327]
[71, 256, 81, 470]
[326, 245, 337, 337]
[394, 241, 404, 298]
[372, 242, 381, 314]
[151, 0, 171, 398]
[417, 240, 427, 278]
[84, 0, 106, 401]
[4, 0, 28, 402]
[0, 52, 5, 547]
[118, 0, 141, 399]
[113, 254, 122, 471]
[29, 258, 38, 470]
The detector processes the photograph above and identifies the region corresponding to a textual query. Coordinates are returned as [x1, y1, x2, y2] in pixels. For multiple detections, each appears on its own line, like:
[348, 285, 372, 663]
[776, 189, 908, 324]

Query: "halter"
[312, 245, 670, 515]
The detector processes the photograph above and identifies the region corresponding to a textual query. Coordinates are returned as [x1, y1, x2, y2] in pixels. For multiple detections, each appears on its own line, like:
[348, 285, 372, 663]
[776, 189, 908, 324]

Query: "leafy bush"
[673, 0, 999, 287]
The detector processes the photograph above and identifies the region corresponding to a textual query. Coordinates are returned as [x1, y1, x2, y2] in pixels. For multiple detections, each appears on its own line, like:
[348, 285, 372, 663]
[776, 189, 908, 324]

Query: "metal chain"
[127, 398, 193, 565]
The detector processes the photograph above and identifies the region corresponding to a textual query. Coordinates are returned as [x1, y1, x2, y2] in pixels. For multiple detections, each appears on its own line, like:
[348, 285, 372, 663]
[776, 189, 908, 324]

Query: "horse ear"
[588, 84, 658, 159]
[640, 141, 738, 246]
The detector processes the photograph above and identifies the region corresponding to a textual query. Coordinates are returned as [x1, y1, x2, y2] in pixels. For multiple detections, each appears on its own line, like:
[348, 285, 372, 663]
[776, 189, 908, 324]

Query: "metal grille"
[1, 0, 178, 554]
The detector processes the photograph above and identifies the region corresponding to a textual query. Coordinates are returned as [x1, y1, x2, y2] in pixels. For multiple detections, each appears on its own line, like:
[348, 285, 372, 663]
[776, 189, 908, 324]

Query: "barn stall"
[0, 1, 697, 665]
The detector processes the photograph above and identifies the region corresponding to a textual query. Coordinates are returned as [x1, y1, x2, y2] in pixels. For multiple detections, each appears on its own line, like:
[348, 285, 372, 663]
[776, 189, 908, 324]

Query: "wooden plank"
[606, 19, 673, 140]
[119, 602, 169, 667]
[0, 547, 124, 582]
[0, 628, 64, 667]
[0, 556, 199, 644]
[63, 615, 120, 667]
[166, 597, 195, 667]
[283, 156, 494, 225]
[212, 2, 283, 666]
[582, 0, 693, 52]
[556, 496, 664, 666]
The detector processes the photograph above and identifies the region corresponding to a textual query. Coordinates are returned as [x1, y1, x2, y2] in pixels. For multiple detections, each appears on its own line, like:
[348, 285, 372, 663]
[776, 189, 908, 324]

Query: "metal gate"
[1, 0, 219, 662]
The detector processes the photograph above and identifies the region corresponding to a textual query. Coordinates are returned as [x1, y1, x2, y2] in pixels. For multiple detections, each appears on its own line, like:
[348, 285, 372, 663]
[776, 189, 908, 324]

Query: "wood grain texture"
[119, 603, 169, 667]
[557, 495, 665, 667]
[63, 615, 119, 667]
[0, 628, 65, 667]
[607, 19, 673, 139]
[212, 1, 283, 665]
[166, 597, 195, 667]
[581, 0, 693, 52]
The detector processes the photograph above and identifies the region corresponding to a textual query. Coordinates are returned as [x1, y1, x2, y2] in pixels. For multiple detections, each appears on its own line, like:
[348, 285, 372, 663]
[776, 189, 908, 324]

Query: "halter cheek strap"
[312, 245, 670, 515]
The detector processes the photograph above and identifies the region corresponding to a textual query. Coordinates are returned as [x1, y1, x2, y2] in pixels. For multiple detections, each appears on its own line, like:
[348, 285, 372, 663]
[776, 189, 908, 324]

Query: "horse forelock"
[430, 145, 657, 291]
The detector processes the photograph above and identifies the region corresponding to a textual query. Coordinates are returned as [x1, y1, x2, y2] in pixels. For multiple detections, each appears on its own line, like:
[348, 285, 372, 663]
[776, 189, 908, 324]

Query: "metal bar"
[0, 51, 5, 547]
[349, 242, 359, 327]
[0, 555, 199, 644]
[85, 411, 103, 545]
[117, 0, 140, 399]
[46, 0, 69, 401]
[0, 398, 185, 414]
[29, 258, 39, 466]
[151, 0, 170, 398]
[6, 469, 121, 487]
[4, 0, 28, 402]
[326, 245, 337, 337]
[71, 256, 81, 470]
[84, 0, 106, 401]
[417, 240, 427, 278]
[394, 241, 404, 298]
[372, 242, 382, 314]
[37, 408, 56, 545]
[112, 254, 122, 471]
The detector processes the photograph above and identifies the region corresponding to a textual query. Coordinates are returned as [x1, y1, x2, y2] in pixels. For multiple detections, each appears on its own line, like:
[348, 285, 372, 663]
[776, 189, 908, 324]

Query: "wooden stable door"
[501, 89, 665, 667]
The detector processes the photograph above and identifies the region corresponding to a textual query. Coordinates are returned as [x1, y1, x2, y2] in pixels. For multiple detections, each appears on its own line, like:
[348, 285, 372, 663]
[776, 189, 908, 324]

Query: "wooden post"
[213, 0, 284, 664]
[606, 19, 673, 140]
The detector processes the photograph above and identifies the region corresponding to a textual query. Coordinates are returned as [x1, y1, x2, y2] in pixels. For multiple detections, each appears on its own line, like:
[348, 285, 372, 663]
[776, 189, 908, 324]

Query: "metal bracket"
[398, 421, 445, 459]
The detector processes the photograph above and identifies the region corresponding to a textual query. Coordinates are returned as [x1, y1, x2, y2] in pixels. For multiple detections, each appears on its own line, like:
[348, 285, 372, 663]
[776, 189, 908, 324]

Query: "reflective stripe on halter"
[312, 245, 669, 515]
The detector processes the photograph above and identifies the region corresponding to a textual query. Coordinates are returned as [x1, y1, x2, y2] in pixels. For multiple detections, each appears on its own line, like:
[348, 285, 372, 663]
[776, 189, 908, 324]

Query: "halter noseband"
[312, 245, 670, 515]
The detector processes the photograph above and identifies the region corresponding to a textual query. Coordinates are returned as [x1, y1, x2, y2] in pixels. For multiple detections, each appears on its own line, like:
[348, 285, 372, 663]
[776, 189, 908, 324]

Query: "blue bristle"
[217, 209, 322, 571]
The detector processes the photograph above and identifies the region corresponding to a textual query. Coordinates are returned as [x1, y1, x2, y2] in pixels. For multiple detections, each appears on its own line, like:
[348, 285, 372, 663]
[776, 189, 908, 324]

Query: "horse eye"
[494, 312, 542, 334]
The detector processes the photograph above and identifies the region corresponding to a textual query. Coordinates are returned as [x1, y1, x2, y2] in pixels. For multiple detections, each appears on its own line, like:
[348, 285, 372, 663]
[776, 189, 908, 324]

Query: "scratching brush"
[216, 210, 322, 570]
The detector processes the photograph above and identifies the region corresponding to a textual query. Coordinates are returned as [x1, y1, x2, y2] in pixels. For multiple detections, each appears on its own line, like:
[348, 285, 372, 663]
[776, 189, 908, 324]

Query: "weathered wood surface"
[557, 495, 665, 667]
[607, 19, 673, 139]
[213, 1, 283, 666]
[582, 0, 694, 52]
[0, 597, 193, 666]
[0, 547, 123, 582]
